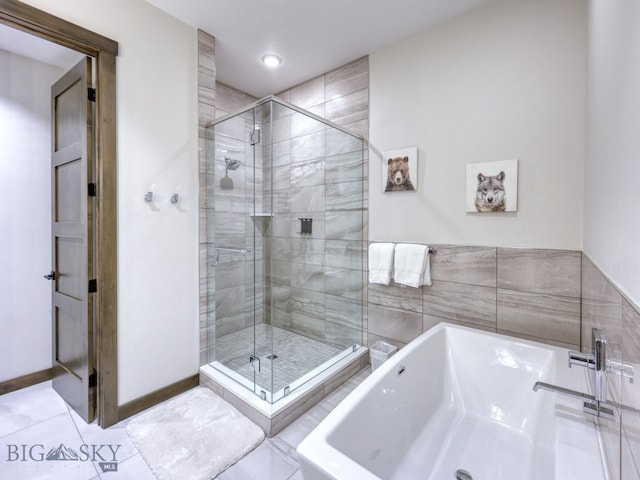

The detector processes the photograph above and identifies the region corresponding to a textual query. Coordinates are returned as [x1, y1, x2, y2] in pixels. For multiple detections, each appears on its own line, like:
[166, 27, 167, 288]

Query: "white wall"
[0, 50, 62, 382]
[20, 0, 200, 404]
[369, 0, 586, 249]
[584, 1, 640, 308]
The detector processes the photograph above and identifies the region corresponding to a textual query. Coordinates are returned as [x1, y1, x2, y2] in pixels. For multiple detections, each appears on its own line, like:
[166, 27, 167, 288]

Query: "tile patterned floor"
[214, 324, 344, 394]
[0, 367, 370, 479]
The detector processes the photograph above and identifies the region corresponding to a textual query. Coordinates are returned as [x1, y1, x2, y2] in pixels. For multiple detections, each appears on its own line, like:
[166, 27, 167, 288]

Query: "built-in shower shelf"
[250, 213, 274, 217]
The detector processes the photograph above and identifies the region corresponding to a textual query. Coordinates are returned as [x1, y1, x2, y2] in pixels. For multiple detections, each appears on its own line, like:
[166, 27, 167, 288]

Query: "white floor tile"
[277, 405, 329, 450]
[217, 440, 298, 480]
[0, 381, 68, 438]
[286, 469, 304, 480]
[0, 413, 99, 480]
[68, 408, 139, 464]
[0, 364, 370, 480]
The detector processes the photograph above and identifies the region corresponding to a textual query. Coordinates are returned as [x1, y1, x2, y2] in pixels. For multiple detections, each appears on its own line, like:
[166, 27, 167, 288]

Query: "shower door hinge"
[88, 183, 97, 197]
[249, 355, 261, 372]
[88, 88, 96, 102]
[88, 279, 97, 293]
[250, 127, 261, 146]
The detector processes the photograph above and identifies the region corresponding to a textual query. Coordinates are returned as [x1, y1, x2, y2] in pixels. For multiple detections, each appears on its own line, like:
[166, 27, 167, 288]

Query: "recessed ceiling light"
[261, 54, 282, 68]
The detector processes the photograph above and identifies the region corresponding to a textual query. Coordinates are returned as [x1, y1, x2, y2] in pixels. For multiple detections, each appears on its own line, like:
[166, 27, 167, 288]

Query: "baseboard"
[0, 368, 52, 395]
[117, 374, 199, 422]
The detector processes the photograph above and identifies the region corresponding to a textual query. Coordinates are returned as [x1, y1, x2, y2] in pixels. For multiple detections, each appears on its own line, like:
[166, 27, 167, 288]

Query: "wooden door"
[50, 57, 95, 423]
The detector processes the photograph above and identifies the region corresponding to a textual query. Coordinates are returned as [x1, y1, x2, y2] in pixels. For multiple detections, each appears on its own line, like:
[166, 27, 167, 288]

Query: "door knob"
[44, 271, 56, 280]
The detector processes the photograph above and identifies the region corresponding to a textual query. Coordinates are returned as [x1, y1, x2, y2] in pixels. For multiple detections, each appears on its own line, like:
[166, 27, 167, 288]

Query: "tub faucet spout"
[533, 381, 616, 420]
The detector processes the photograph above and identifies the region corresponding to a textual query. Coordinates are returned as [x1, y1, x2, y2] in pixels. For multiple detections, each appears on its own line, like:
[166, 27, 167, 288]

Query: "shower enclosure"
[204, 96, 366, 404]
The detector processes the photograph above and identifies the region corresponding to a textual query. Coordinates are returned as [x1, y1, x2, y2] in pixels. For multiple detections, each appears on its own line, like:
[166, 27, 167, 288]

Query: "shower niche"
[202, 96, 367, 427]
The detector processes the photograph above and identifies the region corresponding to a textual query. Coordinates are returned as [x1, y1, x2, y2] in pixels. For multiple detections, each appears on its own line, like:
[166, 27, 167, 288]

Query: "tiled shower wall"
[207, 102, 265, 340]
[265, 56, 369, 350]
[199, 56, 370, 362]
[262, 100, 366, 351]
[198, 30, 216, 365]
[208, 83, 261, 346]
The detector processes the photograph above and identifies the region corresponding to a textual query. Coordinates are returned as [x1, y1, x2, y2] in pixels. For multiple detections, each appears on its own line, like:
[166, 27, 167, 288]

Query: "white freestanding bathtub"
[298, 323, 609, 480]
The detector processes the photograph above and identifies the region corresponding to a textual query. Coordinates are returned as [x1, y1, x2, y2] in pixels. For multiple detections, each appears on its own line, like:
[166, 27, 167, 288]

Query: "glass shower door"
[207, 106, 260, 396]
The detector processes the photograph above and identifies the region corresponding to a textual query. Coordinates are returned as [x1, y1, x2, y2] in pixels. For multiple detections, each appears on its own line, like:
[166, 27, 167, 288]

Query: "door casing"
[0, 0, 119, 427]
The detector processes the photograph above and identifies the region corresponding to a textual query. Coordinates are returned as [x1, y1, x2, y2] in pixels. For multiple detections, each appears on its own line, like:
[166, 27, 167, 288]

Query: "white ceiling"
[146, 0, 490, 97]
[0, 1, 489, 96]
[0, 22, 83, 70]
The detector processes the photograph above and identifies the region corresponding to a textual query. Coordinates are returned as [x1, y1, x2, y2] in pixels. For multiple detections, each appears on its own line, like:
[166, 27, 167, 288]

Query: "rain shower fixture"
[221, 156, 241, 189]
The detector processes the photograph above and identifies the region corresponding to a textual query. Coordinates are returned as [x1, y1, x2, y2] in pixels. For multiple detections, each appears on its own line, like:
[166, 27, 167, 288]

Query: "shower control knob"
[43, 271, 56, 280]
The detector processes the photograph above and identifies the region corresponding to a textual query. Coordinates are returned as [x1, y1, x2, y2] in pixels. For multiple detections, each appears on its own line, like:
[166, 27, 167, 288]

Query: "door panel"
[55, 299, 84, 378]
[50, 57, 95, 423]
[56, 237, 83, 300]
[55, 158, 82, 222]
[54, 79, 83, 149]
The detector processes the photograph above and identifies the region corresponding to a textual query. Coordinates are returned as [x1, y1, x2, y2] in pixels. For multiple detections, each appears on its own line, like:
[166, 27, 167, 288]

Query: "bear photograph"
[466, 159, 518, 213]
[383, 147, 418, 192]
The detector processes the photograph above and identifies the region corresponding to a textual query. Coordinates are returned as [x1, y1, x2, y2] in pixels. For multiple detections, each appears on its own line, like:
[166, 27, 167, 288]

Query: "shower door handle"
[44, 271, 56, 280]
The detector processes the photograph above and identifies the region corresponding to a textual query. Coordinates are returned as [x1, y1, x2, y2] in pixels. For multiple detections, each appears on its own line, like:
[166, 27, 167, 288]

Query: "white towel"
[368, 243, 396, 285]
[394, 244, 429, 288]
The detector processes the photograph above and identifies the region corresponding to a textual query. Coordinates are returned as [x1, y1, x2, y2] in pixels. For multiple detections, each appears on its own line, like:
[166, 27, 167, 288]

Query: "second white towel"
[394, 244, 431, 288]
[368, 243, 396, 285]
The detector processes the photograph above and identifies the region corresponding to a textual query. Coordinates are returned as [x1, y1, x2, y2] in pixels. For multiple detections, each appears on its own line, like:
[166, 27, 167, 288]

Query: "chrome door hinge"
[250, 127, 261, 145]
[249, 355, 261, 372]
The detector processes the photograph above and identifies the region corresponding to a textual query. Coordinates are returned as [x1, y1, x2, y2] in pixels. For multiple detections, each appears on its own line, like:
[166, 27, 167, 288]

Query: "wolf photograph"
[382, 147, 418, 192]
[475, 171, 506, 212]
[466, 159, 518, 212]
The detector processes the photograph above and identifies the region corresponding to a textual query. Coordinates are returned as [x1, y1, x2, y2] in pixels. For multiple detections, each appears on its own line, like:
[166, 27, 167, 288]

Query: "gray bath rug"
[126, 387, 264, 480]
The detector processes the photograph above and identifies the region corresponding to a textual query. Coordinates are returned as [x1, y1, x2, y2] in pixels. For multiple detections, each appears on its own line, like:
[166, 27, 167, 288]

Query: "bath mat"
[126, 387, 264, 480]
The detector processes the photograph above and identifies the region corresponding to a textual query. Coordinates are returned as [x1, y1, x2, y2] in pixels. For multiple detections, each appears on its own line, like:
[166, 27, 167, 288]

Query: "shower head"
[225, 157, 241, 171]
[221, 156, 240, 189]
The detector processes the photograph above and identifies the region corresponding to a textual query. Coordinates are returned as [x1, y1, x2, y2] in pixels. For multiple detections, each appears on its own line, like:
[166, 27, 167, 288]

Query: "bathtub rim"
[297, 322, 577, 480]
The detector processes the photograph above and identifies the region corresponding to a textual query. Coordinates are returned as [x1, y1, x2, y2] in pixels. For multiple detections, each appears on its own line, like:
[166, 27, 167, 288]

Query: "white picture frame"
[466, 159, 518, 212]
[382, 147, 418, 193]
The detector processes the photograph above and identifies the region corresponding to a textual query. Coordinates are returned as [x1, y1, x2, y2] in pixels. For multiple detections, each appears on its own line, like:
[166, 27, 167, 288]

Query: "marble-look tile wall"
[266, 57, 369, 350]
[198, 30, 215, 365]
[581, 254, 640, 479]
[199, 39, 263, 364]
[369, 245, 583, 350]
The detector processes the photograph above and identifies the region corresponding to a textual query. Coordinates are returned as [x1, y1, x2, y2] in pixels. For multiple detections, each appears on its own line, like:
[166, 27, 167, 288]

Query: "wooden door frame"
[0, 0, 119, 427]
